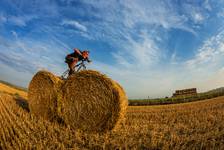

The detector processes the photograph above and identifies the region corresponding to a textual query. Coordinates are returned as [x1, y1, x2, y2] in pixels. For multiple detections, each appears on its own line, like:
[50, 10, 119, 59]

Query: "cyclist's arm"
[74, 49, 82, 56]
[86, 57, 91, 63]
[82, 57, 91, 62]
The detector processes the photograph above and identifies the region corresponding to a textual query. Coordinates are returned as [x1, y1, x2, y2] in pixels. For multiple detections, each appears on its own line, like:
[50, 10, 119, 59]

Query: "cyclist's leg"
[68, 58, 78, 75]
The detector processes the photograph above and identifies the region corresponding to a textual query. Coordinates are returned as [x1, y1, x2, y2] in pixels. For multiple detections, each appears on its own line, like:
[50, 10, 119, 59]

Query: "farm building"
[172, 88, 197, 97]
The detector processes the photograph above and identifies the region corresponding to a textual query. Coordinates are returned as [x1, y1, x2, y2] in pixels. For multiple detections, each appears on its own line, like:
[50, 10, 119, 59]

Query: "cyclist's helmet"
[82, 50, 89, 58]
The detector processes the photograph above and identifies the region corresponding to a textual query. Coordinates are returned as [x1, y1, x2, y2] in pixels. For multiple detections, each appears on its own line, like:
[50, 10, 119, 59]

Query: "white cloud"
[5, 0, 59, 17]
[186, 29, 224, 69]
[82, 0, 196, 35]
[182, 2, 208, 25]
[203, 0, 212, 11]
[170, 51, 178, 65]
[61, 20, 87, 32]
[40, 26, 72, 51]
[194, 13, 204, 23]
[0, 13, 7, 24]
[113, 31, 161, 68]
[11, 31, 18, 39]
[218, 8, 224, 18]
[0, 30, 67, 77]
[122, 1, 185, 29]
[8, 16, 27, 27]
[0, 14, 38, 27]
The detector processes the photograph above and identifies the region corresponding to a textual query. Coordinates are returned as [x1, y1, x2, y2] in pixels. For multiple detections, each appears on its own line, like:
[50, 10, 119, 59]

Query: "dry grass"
[0, 83, 27, 98]
[0, 86, 224, 149]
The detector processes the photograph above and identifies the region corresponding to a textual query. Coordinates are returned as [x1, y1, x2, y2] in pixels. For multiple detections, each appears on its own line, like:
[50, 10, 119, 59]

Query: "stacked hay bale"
[28, 70, 128, 132]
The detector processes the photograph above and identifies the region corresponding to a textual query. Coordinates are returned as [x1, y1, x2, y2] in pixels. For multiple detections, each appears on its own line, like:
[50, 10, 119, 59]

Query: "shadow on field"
[14, 96, 30, 112]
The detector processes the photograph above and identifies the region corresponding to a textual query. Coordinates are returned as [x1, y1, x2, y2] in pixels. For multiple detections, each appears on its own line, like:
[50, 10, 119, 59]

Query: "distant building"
[172, 88, 197, 97]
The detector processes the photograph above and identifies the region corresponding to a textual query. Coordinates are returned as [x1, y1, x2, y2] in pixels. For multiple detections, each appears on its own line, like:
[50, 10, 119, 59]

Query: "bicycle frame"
[75, 60, 87, 72]
[61, 60, 87, 79]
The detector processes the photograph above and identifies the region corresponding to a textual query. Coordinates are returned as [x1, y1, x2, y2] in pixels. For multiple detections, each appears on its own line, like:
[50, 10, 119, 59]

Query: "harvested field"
[1, 85, 224, 149]
[0, 83, 27, 98]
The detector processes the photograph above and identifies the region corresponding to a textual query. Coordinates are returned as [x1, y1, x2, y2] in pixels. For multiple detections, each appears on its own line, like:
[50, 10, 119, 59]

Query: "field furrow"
[1, 99, 34, 149]
[2, 96, 35, 137]
[0, 97, 15, 149]
[0, 97, 26, 148]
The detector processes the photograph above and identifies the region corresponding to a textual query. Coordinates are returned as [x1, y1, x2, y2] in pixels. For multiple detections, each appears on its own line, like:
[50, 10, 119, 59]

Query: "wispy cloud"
[0, 13, 37, 27]
[186, 29, 224, 69]
[203, 0, 212, 11]
[4, 0, 59, 18]
[218, 8, 224, 18]
[61, 20, 87, 32]
[181, 3, 207, 25]
[8, 16, 27, 27]
[82, 0, 197, 35]
[121, 0, 189, 30]
[0, 13, 7, 24]
[0, 30, 67, 75]
[112, 31, 161, 68]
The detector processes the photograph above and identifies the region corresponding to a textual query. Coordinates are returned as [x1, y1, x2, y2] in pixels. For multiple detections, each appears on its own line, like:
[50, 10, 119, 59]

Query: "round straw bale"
[111, 81, 128, 130]
[28, 70, 63, 121]
[60, 70, 128, 132]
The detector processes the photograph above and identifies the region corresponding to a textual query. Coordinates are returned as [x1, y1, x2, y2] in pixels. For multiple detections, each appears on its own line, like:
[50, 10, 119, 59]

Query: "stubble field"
[0, 83, 224, 149]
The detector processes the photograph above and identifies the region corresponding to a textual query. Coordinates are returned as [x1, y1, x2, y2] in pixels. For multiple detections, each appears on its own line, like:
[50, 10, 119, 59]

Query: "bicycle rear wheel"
[61, 69, 69, 79]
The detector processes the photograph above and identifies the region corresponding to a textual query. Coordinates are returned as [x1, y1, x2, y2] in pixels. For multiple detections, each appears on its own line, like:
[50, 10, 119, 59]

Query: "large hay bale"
[28, 70, 128, 132]
[60, 70, 128, 132]
[28, 70, 63, 121]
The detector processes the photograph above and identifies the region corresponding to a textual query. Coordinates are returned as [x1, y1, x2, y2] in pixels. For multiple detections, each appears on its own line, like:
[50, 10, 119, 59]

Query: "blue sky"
[0, 0, 224, 98]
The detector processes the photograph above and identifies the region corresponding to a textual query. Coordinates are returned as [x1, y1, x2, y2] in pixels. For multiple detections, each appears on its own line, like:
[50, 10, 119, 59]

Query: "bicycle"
[61, 59, 90, 79]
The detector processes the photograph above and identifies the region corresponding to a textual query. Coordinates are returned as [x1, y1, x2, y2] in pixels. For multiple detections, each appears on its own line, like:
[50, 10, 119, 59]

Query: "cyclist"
[65, 48, 91, 75]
